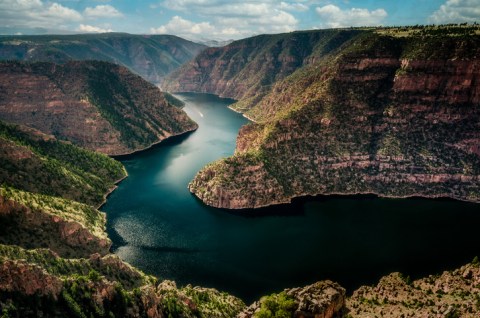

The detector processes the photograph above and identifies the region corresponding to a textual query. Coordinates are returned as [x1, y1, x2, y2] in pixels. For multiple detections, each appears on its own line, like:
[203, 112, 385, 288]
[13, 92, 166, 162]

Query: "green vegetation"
[0, 186, 107, 240]
[164, 92, 186, 108]
[0, 244, 246, 317]
[158, 282, 246, 318]
[0, 120, 125, 206]
[254, 292, 297, 318]
[473, 256, 479, 266]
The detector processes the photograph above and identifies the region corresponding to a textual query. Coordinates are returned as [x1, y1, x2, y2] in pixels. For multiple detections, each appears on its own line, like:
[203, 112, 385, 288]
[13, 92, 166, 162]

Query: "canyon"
[1, 25, 480, 317]
[163, 26, 480, 209]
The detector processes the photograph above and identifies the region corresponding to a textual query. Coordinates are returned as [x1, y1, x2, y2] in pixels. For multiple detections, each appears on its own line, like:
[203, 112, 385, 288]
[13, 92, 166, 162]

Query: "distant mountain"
[196, 39, 234, 47]
[0, 33, 206, 83]
[0, 60, 197, 156]
[164, 26, 480, 209]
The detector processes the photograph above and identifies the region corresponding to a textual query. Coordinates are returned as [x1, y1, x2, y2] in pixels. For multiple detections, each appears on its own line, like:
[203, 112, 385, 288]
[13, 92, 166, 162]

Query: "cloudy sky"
[1, 0, 479, 41]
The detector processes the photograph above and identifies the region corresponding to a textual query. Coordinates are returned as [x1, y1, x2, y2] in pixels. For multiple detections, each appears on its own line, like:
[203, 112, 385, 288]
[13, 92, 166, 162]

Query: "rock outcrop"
[0, 33, 206, 84]
[239, 281, 345, 318]
[346, 262, 480, 317]
[184, 26, 480, 209]
[0, 61, 197, 156]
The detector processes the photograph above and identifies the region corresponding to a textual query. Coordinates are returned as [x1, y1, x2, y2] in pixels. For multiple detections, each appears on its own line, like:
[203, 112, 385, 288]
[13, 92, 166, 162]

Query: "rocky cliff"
[0, 244, 246, 318]
[184, 26, 480, 209]
[346, 261, 480, 317]
[163, 29, 363, 111]
[0, 61, 197, 156]
[0, 33, 206, 84]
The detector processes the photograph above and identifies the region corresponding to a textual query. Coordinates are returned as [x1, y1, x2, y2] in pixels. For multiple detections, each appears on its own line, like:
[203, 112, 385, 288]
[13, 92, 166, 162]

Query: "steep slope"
[0, 187, 111, 258]
[0, 61, 197, 156]
[238, 260, 480, 318]
[0, 33, 206, 83]
[0, 244, 245, 318]
[0, 120, 125, 206]
[186, 26, 480, 208]
[163, 29, 364, 111]
[346, 261, 480, 317]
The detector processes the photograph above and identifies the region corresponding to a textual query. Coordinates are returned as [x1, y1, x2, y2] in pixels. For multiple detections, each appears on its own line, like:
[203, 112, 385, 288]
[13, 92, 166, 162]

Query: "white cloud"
[151, 16, 215, 35]
[152, 1, 298, 40]
[279, 2, 309, 12]
[315, 4, 387, 28]
[77, 24, 112, 33]
[0, 0, 82, 30]
[84, 4, 123, 18]
[429, 0, 480, 24]
[44, 3, 82, 20]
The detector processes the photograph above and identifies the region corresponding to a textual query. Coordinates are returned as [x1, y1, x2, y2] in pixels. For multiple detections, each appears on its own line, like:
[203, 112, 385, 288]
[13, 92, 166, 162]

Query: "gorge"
[103, 93, 480, 306]
[1, 25, 480, 318]
[164, 26, 480, 209]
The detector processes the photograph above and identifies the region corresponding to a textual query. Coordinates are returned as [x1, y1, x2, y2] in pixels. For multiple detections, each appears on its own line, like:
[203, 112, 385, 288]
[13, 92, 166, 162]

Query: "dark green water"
[102, 93, 480, 303]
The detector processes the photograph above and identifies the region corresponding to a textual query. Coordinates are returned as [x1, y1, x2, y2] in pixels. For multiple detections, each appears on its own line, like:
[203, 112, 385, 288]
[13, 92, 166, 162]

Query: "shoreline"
[110, 125, 198, 159]
[96, 174, 128, 210]
[193, 189, 480, 212]
[97, 126, 198, 210]
[227, 105, 257, 123]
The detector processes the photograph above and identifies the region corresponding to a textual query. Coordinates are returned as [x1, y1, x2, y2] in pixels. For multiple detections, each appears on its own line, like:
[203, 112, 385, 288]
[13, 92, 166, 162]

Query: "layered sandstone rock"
[0, 61, 197, 156]
[186, 28, 480, 209]
[164, 30, 363, 111]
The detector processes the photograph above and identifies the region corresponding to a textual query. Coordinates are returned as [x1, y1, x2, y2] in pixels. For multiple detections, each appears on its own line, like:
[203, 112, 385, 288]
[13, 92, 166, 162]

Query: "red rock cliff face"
[189, 32, 480, 209]
[163, 30, 363, 110]
[0, 61, 197, 155]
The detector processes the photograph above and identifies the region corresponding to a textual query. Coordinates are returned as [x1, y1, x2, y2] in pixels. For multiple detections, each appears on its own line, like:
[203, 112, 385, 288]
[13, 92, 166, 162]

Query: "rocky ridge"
[0, 61, 197, 156]
[346, 261, 480, 317]
[181, 26, 480, 209]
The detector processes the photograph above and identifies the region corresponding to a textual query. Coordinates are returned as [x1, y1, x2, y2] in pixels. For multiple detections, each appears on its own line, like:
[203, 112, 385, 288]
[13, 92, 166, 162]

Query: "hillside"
[0, 187, 111, 258]
[0, 120, 125, 206]
[167, 25, 480, 209]
[0, 33, 206, 84]
[0, 61, 198, 156]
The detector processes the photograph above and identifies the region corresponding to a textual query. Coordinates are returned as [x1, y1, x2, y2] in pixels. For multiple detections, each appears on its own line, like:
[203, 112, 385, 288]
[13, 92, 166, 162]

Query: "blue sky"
[1, 0, 479, 41]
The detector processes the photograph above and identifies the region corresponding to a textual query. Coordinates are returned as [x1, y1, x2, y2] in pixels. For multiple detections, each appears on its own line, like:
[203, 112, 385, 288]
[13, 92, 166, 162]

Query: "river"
[102, 92, 480, 303]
